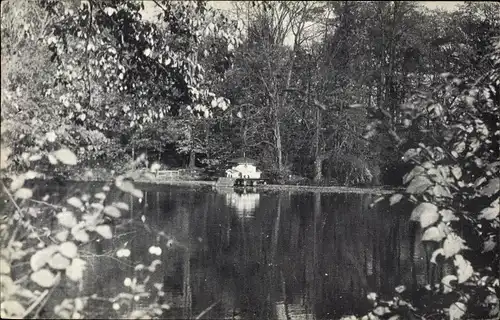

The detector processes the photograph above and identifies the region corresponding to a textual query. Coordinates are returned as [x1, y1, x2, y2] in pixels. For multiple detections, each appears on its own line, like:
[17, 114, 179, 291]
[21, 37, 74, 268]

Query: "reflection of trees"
[276, 193, 426, 318]
[42, 184, 429, 319]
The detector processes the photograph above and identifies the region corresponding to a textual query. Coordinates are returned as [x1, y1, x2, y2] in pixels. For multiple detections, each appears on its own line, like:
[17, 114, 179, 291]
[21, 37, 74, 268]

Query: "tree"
[41, 0, 241, 167]
[0, 1, 245, 318]
[355, 32, 499, 320]
[1, 0, 109, 175]
[224, 1, 319, 175]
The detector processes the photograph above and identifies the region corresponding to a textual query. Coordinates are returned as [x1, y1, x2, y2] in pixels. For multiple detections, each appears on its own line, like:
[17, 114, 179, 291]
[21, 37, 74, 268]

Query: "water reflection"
[218, 187, 261, 218]
[32, 183, 427, 319]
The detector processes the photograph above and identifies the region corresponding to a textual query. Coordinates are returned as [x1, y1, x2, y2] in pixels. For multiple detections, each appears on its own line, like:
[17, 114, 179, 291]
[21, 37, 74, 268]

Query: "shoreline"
[48, 178, 397, 195]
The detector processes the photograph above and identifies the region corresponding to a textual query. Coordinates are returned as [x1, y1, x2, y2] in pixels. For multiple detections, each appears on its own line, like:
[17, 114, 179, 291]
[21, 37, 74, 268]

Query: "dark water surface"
[33, 182, 429, 319]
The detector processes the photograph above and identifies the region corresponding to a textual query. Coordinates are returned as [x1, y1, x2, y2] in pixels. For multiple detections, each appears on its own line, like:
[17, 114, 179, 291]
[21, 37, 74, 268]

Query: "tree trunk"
[274, 109, 283, 172]
[205, 121, 210, 160]
[377, 3, 386, 110]
[131, 146, 136, 170]
[385, 2, 399, 122]
[314, 159, 323, 183]
[189, 150, 196, 168]
[274, 18, 305, 174]
[243, 117, 248, 157]
[187, 123, 195, 168]
[313, 108, 323, 182]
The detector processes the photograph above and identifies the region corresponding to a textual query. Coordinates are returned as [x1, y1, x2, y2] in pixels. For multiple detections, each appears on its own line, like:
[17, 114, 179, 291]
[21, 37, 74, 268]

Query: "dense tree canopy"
[2, 0, 499, 185]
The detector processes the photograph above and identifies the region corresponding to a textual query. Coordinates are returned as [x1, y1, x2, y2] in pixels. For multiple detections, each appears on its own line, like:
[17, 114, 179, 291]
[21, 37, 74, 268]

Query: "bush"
[345, 36, 500, 320]
[0, 132, 169, 318]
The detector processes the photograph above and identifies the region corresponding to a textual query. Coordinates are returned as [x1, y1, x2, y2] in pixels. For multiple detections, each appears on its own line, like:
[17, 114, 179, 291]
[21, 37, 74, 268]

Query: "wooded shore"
[53, 177, 396, 195]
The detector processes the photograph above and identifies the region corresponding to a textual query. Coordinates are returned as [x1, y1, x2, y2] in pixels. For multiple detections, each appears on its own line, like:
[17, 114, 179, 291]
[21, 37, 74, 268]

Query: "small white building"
[225, 157, 262, 179]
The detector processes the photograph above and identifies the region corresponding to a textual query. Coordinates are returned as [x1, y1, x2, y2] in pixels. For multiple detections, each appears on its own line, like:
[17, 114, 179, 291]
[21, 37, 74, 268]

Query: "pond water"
[32, 182, 430, 319]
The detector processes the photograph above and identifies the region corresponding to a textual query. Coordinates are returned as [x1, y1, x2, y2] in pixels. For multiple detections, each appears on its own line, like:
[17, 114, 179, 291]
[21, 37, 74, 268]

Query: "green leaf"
[90, 203, 104, 211]
[67, 197, 83, 208]
[478, 198, 499, 220]
[55, 230, 69, 242]
[451, 166, 462, 180]
[103, 206, 121, 218]
[0, 259, 11, 275]
[10, 175, 25, 191]
[115, 178, 143, 198]
[431, 248, 444, 264]
[95, 225, 112, 239]
[45, 131, 57, 142]
[402, 148, 419, 162]
[480, 178, 500, 197]
[370, 195, 385, 208]
[59, 242, 78, 259]
[48, 252, 71, 270]
[482, 237, 496, 253]
[410, 202, 438, 228]
[15, 287, 36, 301]
[395, 285, 406, 293]
[422, 226, 445, 242]
[66, 258, 86, 282]
[373, 306, 390, 316]
[1, 300, 26, 318]
[24, 170, 39, 180]
[389, 194, 403, 206]
[134, 264, 145, 271]
[131, 188, 143, 199]
[30, 245, 58, 271]
[449, 302, 466, 320]
[94, 192, 106, 200]
[116, 179, 135, 193]
[474, 176, 487, 188]
[403, 166, 425, 184]
[53, 149, 78, 165]
[71, 227, 89, 243]
[28, 154, 42, 162]
[440, 209, 459, 222]
[57, 212, 77, 228]
[433, 184, 452, 198]
[112, 202, 129, 211]
[0, 275, 15, 298]
[420, 207, 439, 228]
[48, 154, 58, 165]
[454, 254, 473, 283]
[406, 176, 433, 194]
[441, 275, 457, 293]
[443, 233, 468, 258]
[30, 250, 49, 272]
[31, 268, 57, 288]
[117, 248, 131, 258]
[161, 304, 171, 310]
[14, 188, 32, 199]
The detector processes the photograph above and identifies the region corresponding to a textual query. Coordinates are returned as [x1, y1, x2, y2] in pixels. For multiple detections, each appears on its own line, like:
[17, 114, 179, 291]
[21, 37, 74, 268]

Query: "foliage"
[2, 0, 243, 174]
[2, 1, 500, 318]
[209, 1, 500, 185]
[0, 0, 243, 318]
[0, 128, 172, 318]
[4, 0, 498, 185]
[344, 31, 500, 320]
